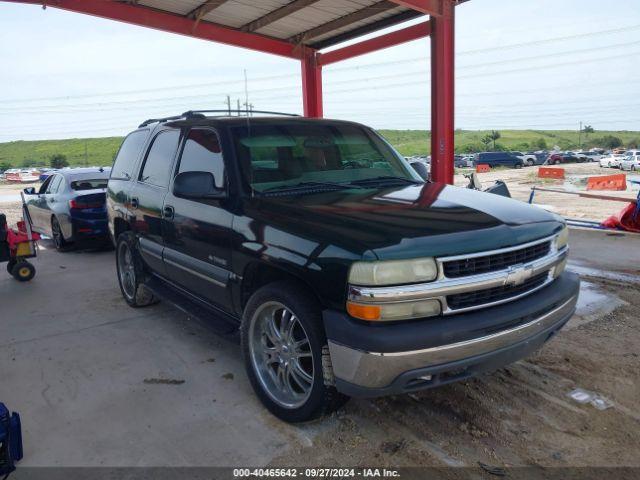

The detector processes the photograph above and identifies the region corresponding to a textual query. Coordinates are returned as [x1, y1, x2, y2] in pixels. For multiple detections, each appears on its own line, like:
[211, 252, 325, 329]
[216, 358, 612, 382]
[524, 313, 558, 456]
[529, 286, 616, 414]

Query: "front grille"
[443, 241, 551, 278]
[446, 272, 549, 310]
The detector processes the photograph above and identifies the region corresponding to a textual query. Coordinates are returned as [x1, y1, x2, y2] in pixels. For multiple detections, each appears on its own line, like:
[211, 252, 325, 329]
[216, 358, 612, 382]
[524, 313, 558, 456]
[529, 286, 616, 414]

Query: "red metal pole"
[301, 50, 323, 118]
[430, 1, 455, 184]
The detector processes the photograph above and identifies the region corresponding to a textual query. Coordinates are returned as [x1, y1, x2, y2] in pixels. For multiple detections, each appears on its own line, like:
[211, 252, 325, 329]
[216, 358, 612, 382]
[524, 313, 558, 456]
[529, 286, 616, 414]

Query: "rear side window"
[70, 179, 108, 191]
[111, 130, 148, 180]
[47, 175, 64, 194]
[140, 130, 180, 188]
[178, 128, 225, 189]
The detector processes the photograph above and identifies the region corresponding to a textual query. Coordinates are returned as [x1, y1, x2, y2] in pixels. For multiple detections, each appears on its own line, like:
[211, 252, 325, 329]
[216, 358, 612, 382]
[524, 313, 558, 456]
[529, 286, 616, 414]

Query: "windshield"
[70, 178, 108, 190]
[231, 122, 421, 193]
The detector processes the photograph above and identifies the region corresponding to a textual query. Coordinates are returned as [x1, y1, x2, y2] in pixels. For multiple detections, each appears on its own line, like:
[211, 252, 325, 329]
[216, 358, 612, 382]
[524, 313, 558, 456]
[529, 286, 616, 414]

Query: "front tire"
[115, 232, 158, 308]
[241, 282, 349, 422]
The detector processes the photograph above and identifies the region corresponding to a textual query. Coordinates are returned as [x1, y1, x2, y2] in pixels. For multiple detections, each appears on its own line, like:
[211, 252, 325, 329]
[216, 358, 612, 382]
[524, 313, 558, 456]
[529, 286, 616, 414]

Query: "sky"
[0, 0, 639, 141]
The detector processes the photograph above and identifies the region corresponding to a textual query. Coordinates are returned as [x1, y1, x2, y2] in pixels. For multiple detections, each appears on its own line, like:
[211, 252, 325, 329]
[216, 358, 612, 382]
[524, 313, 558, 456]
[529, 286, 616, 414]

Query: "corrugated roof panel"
[137, 0, 203, 16]
[202, 0, 291, 29]
[308, 5, 409, 44]
[257, 0, 380, 39]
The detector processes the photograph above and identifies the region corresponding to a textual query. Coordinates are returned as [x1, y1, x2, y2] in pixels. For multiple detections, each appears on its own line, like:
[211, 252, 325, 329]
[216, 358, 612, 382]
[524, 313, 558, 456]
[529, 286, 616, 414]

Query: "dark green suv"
[107, 111, 579, 422]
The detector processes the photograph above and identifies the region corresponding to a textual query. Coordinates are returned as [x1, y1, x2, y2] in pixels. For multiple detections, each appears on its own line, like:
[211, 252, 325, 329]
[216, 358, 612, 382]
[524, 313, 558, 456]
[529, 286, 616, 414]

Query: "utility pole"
[237, 99, 241, 115]
[243, 69, 249, 117]
[578, 121, 583, 150]
[226, 95, 231, 115]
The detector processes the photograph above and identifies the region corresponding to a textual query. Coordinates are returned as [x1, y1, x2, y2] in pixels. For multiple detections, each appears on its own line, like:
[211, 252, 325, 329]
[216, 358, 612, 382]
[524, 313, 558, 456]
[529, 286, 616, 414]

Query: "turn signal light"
[346, 302, 381, 321]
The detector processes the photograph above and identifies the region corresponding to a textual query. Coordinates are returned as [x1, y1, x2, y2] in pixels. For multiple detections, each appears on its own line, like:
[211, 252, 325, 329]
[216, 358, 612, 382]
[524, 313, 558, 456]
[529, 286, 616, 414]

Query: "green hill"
[1, 129, 639, 168]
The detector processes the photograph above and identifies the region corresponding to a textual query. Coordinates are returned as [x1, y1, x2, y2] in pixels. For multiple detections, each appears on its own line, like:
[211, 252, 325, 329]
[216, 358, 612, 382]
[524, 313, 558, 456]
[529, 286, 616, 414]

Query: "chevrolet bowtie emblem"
[504, 265, 534, 286]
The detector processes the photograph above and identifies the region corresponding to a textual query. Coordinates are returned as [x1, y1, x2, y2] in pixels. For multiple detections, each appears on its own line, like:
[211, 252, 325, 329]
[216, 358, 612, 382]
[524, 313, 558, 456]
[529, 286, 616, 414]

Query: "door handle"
[130, 197, 139, 209]
[163, 205, 175, 219]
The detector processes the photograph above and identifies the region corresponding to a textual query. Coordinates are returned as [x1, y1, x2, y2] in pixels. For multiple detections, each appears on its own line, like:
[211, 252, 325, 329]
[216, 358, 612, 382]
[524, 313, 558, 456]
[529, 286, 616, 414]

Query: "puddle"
[569, 262, 640, 284]
[566, 280, 626, 330]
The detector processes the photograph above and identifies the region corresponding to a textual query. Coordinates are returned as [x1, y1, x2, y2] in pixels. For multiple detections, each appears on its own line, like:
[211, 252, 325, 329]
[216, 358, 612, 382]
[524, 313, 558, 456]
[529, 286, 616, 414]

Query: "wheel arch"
[240, 262, 325, 312]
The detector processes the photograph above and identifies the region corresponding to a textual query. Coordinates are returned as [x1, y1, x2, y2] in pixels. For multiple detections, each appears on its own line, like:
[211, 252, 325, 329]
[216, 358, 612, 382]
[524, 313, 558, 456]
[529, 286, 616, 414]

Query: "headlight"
[347, 299, 441, 322]
[556, 226, 569, 250]
[349, 258, 438, 286]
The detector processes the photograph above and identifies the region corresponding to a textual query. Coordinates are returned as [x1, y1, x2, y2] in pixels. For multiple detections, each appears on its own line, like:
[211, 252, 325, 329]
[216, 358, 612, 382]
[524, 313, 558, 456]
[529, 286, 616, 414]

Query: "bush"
[50, 154, 69, 169]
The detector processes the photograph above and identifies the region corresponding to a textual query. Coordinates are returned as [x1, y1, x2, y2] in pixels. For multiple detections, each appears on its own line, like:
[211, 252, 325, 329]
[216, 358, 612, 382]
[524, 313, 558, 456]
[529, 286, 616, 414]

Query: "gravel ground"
[454, 163, 638, 222]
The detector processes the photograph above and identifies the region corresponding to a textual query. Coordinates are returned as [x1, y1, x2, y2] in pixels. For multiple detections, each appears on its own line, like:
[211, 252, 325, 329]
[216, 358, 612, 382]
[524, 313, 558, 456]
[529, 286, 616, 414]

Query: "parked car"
[23, 167, 111, 250]
[107, 112, 578, 422]
[473, 152, 525, 168]
[582, 152, 601, 162]
[564, 151, 588, 162]
[455, 156, 473, 168]
[546, 153, 569, 165]
[599, 153, 626, 168]
[511, 151, 537, 166]
[38, 168, 57, 183]
[619, 150, 640, 171]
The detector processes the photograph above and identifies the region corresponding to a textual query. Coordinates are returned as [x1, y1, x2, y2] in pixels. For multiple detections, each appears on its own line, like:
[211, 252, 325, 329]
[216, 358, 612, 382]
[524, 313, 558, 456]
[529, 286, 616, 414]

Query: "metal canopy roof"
[130, 0, 422, 50]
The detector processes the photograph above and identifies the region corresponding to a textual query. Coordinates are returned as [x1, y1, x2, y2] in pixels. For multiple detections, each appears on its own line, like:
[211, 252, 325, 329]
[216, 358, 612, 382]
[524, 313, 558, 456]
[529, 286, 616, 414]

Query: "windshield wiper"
[347, 176, 424, 186]
[261, 181, 354, 194]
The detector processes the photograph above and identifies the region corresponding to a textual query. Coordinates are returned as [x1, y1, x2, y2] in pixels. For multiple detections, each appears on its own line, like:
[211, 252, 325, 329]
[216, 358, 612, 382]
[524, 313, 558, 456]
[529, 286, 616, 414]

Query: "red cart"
[0, 194, 40, 281]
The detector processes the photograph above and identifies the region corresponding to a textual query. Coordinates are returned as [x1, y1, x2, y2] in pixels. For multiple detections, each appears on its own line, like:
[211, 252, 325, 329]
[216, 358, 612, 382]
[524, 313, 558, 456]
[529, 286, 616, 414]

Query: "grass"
[1, 129, 639, 168]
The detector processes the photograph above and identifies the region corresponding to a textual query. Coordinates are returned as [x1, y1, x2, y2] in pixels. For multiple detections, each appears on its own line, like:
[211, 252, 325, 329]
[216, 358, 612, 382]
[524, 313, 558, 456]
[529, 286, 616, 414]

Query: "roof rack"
[182, 110, 300, 118]
[138, 110, 299, 128]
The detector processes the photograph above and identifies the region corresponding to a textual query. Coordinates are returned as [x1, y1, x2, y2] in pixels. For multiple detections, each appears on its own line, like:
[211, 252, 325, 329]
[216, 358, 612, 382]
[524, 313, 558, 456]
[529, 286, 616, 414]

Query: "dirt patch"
[454, 163, 638, 222]
[270, 275, 640, 468]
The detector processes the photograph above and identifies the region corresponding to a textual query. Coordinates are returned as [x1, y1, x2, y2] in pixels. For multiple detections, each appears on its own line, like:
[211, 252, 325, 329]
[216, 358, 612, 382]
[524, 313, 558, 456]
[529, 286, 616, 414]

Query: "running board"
[145, 275, 240, 341]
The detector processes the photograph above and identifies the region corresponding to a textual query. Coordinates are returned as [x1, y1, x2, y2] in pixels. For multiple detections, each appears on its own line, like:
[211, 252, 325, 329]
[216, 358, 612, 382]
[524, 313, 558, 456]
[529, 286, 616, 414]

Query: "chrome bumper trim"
[329, 293, 578, 389]
[349, 241, 567, 314]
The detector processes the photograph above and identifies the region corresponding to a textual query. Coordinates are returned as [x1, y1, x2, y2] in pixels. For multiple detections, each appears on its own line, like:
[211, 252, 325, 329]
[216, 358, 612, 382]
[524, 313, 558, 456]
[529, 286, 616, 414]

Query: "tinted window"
[111, 130, 148, 180]
[178, 129, 225, 189]
[70, 179, 108, 190]
[140, 130, 180, 188]
[231, 123, 418, 192]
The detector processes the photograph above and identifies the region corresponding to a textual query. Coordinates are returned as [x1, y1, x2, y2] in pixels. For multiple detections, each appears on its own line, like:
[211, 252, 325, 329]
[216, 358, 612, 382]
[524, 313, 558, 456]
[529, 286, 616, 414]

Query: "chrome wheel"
[249, 302, 314, 409]
[117, 241, 136, 300]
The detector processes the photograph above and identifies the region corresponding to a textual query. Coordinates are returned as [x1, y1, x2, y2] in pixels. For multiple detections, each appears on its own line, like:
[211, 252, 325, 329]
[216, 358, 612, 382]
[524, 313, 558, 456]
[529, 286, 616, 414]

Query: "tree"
[0, 161, 11, 171]
[50, 154, 69, 169]
[480, 135, 493, 150]
[600, 135, 622, 149]
[489, 130, 501, 150]
[583, 125, 594, 134]
[628, 138, 639, 149]
[533, 138, 548, 150]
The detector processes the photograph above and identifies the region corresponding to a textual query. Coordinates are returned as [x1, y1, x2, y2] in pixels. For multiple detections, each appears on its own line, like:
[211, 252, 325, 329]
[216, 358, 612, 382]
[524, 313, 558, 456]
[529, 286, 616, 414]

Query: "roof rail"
[138, 115, 185, 128]
[138, 109, 300, 128]
[182, 110, 300, 118]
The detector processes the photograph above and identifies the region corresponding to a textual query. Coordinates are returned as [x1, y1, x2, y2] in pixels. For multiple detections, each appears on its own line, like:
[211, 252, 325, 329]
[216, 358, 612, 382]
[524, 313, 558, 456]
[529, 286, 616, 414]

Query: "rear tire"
[51, 216, 72, 252]
[115, 231, 158, 308]
[241, 281, 349, 422]
[7, 259, 16, 274]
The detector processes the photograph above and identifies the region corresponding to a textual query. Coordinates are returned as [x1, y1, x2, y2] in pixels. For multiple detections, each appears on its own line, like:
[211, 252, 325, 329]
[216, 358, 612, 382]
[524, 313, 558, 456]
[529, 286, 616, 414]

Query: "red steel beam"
[388, 0, 445, 16]
[301, 51, 323, 118]
[318, 21, 431, 66]
[2, 0, 302, 59]
[429, 0, 455, 184]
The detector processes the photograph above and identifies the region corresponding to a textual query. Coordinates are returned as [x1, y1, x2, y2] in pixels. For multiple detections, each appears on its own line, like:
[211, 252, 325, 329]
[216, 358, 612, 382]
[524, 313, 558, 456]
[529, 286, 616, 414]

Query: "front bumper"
[324, 272, 580, 397]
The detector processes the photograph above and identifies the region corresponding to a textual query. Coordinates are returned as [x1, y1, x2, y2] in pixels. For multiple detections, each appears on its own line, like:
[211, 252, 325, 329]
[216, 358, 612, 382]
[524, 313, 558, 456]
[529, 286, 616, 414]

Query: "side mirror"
[173, 171, 225, 199]
[23, 187, 36, 195]
[410, 161, 429, 181]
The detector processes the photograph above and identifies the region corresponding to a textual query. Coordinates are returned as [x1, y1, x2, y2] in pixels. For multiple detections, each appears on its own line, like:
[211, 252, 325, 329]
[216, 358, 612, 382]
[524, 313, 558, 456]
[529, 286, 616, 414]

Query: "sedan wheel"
[51, 217, 69, 251]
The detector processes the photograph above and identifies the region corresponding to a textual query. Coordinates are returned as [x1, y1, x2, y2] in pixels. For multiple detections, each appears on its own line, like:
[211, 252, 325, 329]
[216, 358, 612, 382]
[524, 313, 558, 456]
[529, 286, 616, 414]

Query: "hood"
[244, 183, 563, 260]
